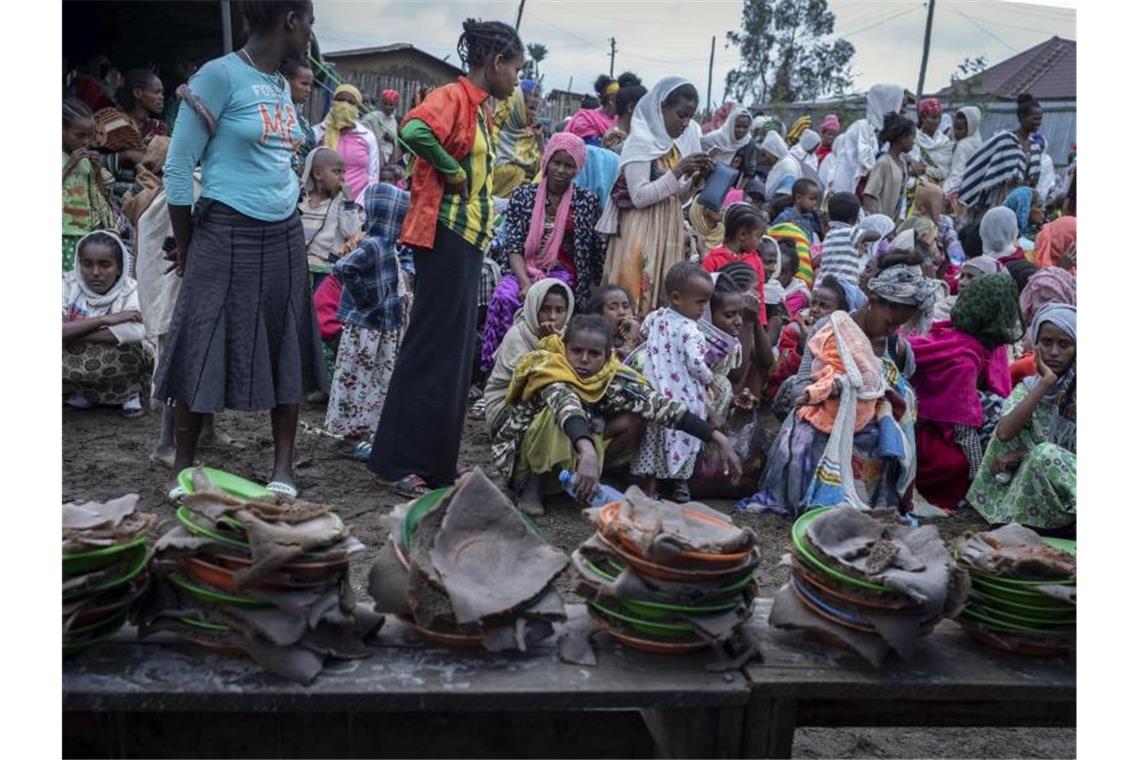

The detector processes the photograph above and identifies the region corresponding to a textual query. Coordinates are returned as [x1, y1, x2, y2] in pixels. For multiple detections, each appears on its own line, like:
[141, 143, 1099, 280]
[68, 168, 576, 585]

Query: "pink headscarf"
[1018, 266, 1076, 324]
[525, 133, 587, 279]
[918, 98, 943, 118]
[819, 114, 840, 133]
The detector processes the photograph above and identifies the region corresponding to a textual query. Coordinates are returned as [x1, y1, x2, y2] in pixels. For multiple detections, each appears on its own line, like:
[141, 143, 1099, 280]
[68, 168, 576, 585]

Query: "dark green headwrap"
[951, 272, 1024, 349]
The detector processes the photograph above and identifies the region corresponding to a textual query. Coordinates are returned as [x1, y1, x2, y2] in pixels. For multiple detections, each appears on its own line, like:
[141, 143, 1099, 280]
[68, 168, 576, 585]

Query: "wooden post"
[917, 0, 936, 96]
[609, 37, 616, 77]
[515, 0, 526, 31]
[707, 35, 716, 119]
[220, 0, 233, 53]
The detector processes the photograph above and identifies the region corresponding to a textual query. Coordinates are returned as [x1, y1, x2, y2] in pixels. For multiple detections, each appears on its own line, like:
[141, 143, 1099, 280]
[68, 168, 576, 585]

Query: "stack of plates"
[785, 508, 941, 646]
[63, 535, 150, 656]
[154, 468, 361, 655]
[576, 500, 758, 654]
[956, 537, 1076, 657]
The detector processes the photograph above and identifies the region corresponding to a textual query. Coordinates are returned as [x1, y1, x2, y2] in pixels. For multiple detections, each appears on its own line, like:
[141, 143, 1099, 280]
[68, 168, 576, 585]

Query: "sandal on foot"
[671, 482, 691, 503]
[265, 481, 299, 499]
[350, 441, 373, 462]
[379, 474, 430, 499]
[166, 485, 187, 504]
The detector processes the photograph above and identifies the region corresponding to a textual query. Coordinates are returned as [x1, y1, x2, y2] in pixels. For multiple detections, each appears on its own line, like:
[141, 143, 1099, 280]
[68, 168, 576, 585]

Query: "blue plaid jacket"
[334, 183, 411, 332]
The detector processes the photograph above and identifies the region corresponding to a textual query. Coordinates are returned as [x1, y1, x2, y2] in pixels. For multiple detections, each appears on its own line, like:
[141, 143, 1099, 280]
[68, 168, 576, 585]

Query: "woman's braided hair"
[63, 96, 93, 128]
[457, 19, 523, 70]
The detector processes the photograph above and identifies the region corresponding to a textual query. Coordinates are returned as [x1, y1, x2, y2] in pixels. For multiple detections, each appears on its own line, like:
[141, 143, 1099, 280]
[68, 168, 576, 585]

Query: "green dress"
[966, 377, 1076, 529]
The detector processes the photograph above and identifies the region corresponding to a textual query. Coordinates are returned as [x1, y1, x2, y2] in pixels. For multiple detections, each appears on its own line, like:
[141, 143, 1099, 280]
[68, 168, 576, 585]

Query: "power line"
[832, 3, 921, 37]
[840, 3, 924, 38]
[955, 9, 1072, 36]
[953, 8, 1021, 53]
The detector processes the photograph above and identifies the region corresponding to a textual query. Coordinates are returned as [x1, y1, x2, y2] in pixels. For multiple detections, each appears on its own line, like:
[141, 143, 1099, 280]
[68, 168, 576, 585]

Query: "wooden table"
[741, 599, 1076, 758]
[63, 605, 751, 759]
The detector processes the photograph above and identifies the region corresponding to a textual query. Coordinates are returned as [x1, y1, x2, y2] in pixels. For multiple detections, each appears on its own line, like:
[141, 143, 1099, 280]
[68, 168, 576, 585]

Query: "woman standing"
[313, 84, 381, 202]
[368, 19, 525, 497]
[282, 58, 316, 178]
[912, 98, 953, 183]
[480, 133, 604, 372]
[958, 93, 1044, 216]
[597, 76, 712, 317]
[602, 84, 647, 153]
[699, 103, 753, 165]
[760, 131, 802, 200]
[565, 75, 619, 146]
[157, 0, 323, 499]
[815, 114, 840, 165]
[491, 79, 543, 197]
[829, 84, 906, 195]
[943, 106, 982, 199]
[967, 304, 1075, 530]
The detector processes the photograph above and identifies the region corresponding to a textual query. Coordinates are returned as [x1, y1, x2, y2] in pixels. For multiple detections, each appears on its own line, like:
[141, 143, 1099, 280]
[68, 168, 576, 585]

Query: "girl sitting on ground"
[299, 147, 362, 290]
[493, 314, 741, 514]
[716, 261, 774, 400]
[62, 231, 152, 417]
[583, 283, 641, 361]
[629, 262, 719, 503]
[484, 279, 575, 441]
[1009, 266, 1076, 386]
[63, 97, 116, 271]
[325, 183, 411, 451]
[966, 304, 1075, 532]
[701, 204, 769, 314]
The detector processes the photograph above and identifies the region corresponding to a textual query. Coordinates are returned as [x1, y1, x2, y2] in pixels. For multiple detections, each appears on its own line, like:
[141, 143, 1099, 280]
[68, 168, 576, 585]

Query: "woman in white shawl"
[789, 129, 822, 186]
[829, 84, 906, 194]
[699, 103, 753, 165]
[760, 131, 801, 199]
[911, 98, 954, 182]
[979, 206, 1021, 260]
[597, 76, 712, 316]
[944, 106, 982, 196]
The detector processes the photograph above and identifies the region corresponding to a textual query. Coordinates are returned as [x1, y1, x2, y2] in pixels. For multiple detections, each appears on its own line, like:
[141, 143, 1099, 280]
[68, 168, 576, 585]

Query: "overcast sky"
[313, 0, 1074, 104]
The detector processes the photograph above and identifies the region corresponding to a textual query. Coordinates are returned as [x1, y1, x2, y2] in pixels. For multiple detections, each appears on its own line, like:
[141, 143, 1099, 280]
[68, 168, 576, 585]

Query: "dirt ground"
[62, 402, 1075, 759]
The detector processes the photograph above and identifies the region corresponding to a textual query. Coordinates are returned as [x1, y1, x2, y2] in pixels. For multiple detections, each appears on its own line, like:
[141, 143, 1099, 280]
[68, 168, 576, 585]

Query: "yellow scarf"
[506, 334, 644, 405]
[322, 84, 363, 150]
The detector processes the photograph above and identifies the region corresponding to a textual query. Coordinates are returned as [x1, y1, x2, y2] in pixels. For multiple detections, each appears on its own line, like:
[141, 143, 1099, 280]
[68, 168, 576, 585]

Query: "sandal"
[379, 474, 430, 499]
[350, 441, 373, 462]
[265, 481, 299, 499]
[670, 481, 691, 504]
[166, 485, 187, 504]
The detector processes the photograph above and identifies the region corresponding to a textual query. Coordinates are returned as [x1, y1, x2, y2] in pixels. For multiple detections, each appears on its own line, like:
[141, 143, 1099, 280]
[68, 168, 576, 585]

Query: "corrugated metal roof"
[935, 36, 1075, 101]
[323, 43, 462, 77]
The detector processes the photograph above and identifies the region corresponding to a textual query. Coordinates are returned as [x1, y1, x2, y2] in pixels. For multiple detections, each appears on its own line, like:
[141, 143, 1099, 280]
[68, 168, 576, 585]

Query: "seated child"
[484, 279, 575, 437]
[62, 231, 153, 417]
[325, 183, 411, 448]
[818, 192, 880, 285]
[583, 284, 642, 361]
[760, 236, 811, 329]
[770, 178, 823, 243]
[493, 314, 741, 514]
[716, 261, 774, 399]
[768, 274, 866, 415]
[701, 204, 769, 328]
[300, 147, 363, 290]
[377, 163, 406, 190]
[630, 262, 720, 503]
[684, 203, 725, 260]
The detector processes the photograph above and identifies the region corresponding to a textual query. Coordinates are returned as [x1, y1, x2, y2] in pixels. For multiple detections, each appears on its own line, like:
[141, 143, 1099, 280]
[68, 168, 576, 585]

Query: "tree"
[952, 55, 989, 82]
[724, 0, 855, 107]
[524, 42, 548, 85]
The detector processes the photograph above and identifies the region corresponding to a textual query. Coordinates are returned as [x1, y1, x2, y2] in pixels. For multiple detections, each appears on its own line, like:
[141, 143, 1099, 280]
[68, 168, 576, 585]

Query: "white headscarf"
[761, 132, 801, 198]
[760, 131, 790, 159]
[980, 206, 1019, 258]
[62, 230, 144, 345]
[790, 129, 821, 176]
[944, 106, 983, 192]
[700, 103, 753, 164]
[617, 76, 703, 172]
[797, 129, 821, 153]
[866, 84, 906, 131]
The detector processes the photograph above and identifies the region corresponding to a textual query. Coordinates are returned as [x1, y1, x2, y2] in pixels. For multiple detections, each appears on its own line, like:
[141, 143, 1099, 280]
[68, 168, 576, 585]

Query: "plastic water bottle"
[558, 470, 624, 508]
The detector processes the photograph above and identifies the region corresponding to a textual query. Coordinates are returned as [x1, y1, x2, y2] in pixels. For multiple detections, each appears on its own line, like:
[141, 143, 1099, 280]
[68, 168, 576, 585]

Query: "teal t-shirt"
[164, 53, 303, 222]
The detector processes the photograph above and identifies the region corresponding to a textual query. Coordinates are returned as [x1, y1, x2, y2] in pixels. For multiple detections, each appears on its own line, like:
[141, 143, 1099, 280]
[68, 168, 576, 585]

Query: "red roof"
[936, 36, 1075, 101]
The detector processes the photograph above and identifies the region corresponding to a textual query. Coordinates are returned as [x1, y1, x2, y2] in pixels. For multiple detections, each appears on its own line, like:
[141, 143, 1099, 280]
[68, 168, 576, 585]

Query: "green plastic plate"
[581, 558, 740, 619]
[178, 467, 273, 501]
[63, 610, 129, 656]
[965, 536, 1076, 588]
[167, 572, 272, 609]
[791, 508, 892, 594]
[62, 548, 149, 602]
[1042, 537, 1076, 555]
[179, 617, 232, 633]
[599, 555, 755, 594]
[958, 606, 1059, 635]
[587, 599, 696, 639]
[968, 573, 1072, 605]
[63, 535, 148, 577]
[967, 594, 1075, 625]
[962, 602, 1074, 634]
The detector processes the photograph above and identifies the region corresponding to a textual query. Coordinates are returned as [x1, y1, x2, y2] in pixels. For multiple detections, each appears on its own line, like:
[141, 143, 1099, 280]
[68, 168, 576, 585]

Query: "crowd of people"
[61, 1, 1076, 535]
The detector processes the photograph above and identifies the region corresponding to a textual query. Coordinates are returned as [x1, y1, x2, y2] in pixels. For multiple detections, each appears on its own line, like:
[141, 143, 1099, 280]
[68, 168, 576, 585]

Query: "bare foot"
[199, 426, 243, 449]
[519, 476, 545, 516]
[149, 446, 177, 469]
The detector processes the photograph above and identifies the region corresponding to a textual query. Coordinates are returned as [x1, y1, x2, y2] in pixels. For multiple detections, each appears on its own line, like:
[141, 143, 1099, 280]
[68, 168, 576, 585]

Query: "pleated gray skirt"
[153, 199, 328, 413]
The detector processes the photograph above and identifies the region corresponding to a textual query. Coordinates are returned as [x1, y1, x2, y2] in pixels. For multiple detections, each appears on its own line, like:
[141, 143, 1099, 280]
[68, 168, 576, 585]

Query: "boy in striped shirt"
[818, 192, 882, 285]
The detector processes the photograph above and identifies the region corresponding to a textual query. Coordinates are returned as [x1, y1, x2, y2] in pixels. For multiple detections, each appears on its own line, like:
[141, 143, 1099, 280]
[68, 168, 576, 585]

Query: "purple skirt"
[479, 267, 574, 374]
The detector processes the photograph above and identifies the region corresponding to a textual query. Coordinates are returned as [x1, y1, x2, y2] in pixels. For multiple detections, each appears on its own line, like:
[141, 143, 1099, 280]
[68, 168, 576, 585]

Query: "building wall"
[307, 50, 461, 122]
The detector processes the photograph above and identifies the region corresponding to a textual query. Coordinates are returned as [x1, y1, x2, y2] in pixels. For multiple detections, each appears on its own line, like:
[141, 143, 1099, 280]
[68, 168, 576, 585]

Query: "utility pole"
[916, 0, 936, 97]
[706, 36, 716, 118]
[220, 0, 233, 53]
[609, 38, 617, 77]
[567, 76, 573, 93]
[515, 0, 526, 32]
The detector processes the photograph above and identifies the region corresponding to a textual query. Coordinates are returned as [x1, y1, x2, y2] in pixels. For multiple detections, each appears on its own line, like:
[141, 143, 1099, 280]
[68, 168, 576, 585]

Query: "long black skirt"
[370, 224, 482, 487]
[153, 199, 328, 413]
